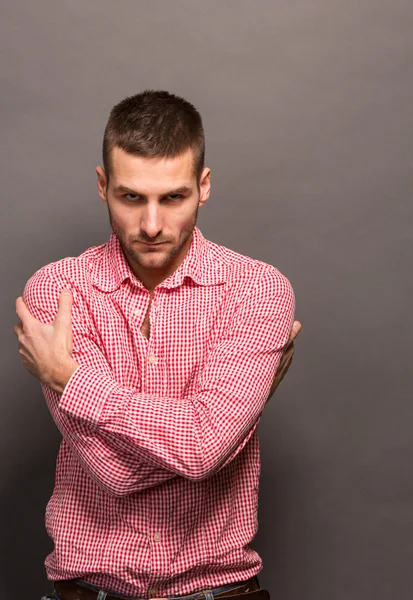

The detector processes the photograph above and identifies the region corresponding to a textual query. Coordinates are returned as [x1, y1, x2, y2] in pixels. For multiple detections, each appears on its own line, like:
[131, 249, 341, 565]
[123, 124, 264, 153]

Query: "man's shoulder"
[27, 241, 107, 290]
[22, 241, 108, 321]
[203, 236, 293, 297]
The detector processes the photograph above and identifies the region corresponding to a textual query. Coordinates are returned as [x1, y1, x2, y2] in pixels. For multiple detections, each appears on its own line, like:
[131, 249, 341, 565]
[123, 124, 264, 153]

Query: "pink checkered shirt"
[23, 227, 295, 597]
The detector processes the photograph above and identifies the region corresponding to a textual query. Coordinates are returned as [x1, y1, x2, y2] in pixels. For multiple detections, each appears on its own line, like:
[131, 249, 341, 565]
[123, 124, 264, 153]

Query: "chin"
[136, 253, 171, 269]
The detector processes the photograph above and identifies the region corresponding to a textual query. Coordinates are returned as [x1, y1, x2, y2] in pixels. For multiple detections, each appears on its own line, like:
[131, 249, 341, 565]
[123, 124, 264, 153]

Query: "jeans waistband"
[65, 576, 260, 600]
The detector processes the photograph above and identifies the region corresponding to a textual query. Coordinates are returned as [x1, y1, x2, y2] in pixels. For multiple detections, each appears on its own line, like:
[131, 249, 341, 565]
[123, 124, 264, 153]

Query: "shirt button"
[153, 532, 161, 542]
[134, 308, 142, 317]
[149, 588, 158, 596]
[148, 355, 157, 364]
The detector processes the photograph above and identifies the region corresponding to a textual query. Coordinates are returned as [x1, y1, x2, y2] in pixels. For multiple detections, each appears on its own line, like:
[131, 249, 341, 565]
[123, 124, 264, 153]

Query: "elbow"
[184, 471, 208, 483]
[98, 480, 136, 498]
[181, 456, 222, 482]
[181, 430, 253, 482]
[93, 475, 138, 498]
[185, 471, 213, 482]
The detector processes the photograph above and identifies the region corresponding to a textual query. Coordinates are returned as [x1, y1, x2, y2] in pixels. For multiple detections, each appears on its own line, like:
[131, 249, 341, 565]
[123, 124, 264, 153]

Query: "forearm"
[43, 384, 176, 496]
[58, 350, 281, 481]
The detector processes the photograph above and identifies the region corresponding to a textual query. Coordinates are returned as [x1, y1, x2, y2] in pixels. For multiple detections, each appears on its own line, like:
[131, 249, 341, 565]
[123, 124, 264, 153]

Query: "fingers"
[278, 356, 293, 385]
[282, 341, 295, 361]
[282, 353, 293, 375]
[55, 289, 73, 326]
[290, 320, 302, 340]
[268, 322, 301, 400]
[14, 319, 28, 365]
[292, 320, 302, 336]
[14, 321, 24, 338]
[276, 353, 294, 385]
[15, 296, 36, 327]
[281, 320, 301, 360]
[285, 320, 302, 347]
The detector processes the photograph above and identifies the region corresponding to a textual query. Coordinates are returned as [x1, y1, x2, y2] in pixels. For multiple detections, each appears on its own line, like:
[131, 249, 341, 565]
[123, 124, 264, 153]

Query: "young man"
[15, 91, 300, 600]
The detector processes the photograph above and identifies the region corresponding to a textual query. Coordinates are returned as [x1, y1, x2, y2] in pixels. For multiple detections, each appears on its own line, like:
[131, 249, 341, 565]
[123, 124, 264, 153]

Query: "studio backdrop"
[1, 1, 412, 599]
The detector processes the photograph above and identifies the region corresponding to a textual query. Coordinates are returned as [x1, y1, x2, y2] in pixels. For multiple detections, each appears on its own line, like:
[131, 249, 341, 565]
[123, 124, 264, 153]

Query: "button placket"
[147, 290, 162, 366]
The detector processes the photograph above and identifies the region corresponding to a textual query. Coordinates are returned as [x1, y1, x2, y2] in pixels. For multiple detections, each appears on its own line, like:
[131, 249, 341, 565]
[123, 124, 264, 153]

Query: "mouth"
[138, 241, 168, 247]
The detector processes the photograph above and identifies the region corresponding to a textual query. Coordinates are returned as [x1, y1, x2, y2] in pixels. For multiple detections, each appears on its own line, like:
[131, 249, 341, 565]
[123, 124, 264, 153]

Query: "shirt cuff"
[58, 363, 119, 427]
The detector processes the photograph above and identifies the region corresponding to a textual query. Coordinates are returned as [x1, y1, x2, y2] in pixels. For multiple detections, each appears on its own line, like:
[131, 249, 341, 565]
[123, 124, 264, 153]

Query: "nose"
[140, 203, 163, 239]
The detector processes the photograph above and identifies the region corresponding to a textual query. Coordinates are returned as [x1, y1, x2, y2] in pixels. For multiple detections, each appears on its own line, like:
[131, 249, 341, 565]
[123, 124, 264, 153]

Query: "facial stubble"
[107, 204, 199, 271]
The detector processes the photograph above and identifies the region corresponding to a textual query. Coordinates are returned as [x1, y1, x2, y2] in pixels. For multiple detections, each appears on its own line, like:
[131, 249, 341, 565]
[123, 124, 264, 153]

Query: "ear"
[198, 167, 211, 208]
[96, 166, 108, 204]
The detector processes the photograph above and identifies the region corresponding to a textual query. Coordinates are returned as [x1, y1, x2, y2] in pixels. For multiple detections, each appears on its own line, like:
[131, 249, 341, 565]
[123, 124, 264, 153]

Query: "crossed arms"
[15, 269, 300, 497]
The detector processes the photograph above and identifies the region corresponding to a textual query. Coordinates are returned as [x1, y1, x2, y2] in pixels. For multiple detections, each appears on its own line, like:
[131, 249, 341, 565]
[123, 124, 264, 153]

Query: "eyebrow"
[113, 185, 193, 196]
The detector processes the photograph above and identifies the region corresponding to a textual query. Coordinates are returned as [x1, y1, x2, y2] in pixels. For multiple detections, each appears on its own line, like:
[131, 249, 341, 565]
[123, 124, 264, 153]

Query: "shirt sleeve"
[23, 269, 176, 497]
[57, 267, 296, 482]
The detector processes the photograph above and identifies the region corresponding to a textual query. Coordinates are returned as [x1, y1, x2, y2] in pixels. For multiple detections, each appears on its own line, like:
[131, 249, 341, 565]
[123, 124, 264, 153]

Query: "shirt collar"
[91, 227, 227, 293]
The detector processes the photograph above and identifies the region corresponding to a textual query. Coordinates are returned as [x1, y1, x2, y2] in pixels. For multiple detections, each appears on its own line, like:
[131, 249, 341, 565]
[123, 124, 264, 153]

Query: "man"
[15, 91, 301, 600]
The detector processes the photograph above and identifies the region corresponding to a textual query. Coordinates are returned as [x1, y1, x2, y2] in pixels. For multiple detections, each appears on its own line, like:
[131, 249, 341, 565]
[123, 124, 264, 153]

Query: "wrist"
[48, 358, 80, 394]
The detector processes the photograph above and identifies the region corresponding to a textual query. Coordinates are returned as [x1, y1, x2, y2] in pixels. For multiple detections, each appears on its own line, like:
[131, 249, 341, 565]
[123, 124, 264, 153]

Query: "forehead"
[109, 146, 196, 193]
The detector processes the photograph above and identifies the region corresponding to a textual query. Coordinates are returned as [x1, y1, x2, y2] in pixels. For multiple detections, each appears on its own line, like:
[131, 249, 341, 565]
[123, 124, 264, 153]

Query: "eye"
[166, 194, 184, 202]
[124, 194, 140, 202]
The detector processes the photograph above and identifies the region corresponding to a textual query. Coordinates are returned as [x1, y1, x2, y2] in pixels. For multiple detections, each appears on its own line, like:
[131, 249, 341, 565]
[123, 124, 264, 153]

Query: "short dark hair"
[103, 90, 205, 182]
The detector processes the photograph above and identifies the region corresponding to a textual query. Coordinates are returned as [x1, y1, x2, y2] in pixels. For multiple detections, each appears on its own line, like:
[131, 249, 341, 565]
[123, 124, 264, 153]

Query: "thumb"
[55, 289, 73, 326]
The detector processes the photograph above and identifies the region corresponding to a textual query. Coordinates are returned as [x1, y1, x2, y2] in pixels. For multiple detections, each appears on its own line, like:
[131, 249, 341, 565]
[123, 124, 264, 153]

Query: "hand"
[267, 320, 302, 400]
[14, 289, 79, 394]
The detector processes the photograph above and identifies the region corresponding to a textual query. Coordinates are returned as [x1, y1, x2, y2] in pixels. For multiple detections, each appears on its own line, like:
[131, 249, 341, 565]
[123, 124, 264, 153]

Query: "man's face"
[96, 146, 210, 281]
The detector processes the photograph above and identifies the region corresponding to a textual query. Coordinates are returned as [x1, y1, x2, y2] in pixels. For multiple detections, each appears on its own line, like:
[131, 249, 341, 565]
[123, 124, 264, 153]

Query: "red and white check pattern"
[24, 227, 295, 597]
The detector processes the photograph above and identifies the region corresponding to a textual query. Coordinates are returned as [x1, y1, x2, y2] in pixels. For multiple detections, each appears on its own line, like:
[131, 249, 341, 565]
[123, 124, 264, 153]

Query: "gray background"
[1, 1, 412, 598]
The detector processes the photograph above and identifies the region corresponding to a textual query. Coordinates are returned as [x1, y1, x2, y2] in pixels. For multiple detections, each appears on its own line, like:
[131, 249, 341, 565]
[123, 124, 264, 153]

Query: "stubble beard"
[108, 205, 199, 271]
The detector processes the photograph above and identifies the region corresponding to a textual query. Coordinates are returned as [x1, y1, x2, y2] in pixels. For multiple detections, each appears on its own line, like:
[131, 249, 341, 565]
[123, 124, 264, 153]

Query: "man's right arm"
[23, 268, 176, 498]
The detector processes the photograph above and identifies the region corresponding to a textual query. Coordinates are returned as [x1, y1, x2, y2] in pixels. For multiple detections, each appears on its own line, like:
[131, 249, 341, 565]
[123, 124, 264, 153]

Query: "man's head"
[102, 90, 205, 183]
[96, 90, 210, 289]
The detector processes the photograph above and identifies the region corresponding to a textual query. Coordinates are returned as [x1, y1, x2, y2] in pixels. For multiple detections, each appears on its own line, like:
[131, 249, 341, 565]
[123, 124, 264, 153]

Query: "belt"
[54, 577, 269, 600]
